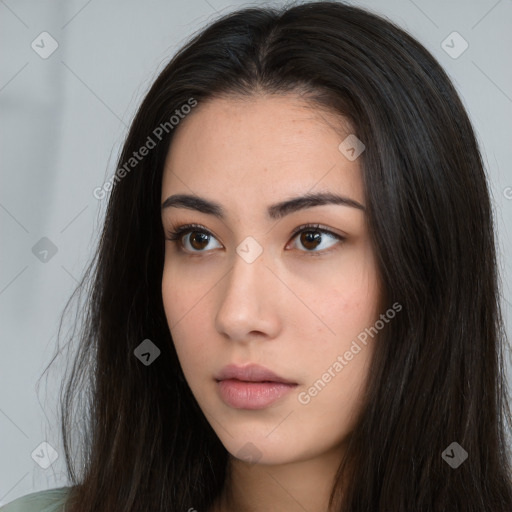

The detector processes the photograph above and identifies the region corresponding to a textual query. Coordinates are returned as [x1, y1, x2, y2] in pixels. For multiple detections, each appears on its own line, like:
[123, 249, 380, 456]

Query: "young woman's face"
[161, 94, 381, 466]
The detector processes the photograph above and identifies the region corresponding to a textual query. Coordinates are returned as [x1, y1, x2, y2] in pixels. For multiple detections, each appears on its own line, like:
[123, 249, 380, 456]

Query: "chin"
[218, 433, 301, 466]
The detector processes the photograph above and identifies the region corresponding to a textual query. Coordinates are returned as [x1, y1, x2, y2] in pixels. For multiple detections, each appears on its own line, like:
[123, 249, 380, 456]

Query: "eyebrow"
[161, 191, 365, 221]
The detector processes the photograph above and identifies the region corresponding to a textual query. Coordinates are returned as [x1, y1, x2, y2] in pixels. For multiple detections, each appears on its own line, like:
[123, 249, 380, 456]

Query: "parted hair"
[55, 2, 512, 511]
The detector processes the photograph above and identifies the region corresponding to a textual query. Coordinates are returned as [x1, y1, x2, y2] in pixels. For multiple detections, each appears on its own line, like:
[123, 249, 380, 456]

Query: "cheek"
[306, 354, 372, 440]
[336, 242, 381, 323]
[295, 250, 380, 406]
[298, 294, 377, 433]
[304, 254, 380, 339]
[161, 265, 211, 370]
[161, 261, 207, 328]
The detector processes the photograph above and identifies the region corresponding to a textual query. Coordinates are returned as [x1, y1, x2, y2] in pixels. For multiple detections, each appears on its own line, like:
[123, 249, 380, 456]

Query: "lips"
[214, 363, 298, 409]
[214, 363, 297, 385]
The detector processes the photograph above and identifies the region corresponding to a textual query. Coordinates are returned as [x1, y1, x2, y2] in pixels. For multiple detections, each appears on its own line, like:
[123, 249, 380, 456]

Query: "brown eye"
[290, 225, 344, 254]
[181, 230, 222, 252]
[188, 231, 210, 251]
[165, 224, 222, 253]
[299, 231, 322, 251]
[166, 223, 344, 256]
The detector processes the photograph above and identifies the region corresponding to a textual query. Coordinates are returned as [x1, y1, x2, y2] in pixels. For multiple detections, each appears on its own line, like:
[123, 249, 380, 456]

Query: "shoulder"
[0, 487, 72, 512]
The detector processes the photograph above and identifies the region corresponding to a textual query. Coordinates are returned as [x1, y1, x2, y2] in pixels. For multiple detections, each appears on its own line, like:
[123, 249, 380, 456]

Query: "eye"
[165, 223, 345, 255]
[288, 224, 345, 255]
[165, 223, 222, 253]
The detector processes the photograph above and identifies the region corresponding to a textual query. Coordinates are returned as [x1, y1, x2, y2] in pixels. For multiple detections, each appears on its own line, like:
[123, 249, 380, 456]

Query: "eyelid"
[286, 223, 345, 256]
[165, 222, 345, 255]
[165, 222, 221, 255]
[289, 223, 345, 240]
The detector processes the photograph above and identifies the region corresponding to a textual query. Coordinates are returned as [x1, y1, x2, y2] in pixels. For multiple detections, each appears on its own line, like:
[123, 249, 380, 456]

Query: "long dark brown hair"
[55, 1, 512, 510]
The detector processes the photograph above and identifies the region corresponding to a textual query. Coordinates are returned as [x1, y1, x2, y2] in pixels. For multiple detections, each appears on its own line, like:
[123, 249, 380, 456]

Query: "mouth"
[214, 363, 297, 385]
[214, 363, 298, 410]
[216, 379, 298, 410]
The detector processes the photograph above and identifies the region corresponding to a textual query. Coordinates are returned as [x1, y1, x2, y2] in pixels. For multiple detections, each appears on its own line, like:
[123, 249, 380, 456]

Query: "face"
[161, 94, 381, 466]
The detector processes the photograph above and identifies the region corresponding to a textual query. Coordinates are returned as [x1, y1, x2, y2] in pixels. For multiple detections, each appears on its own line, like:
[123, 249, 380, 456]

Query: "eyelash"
[164, 223, 345, 257]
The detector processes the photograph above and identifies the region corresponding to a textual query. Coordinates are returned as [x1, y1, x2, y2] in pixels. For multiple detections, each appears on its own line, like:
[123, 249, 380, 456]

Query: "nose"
[214, 247, 281, 342]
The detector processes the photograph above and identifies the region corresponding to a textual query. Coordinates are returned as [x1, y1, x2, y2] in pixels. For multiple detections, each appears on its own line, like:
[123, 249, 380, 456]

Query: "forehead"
[161, 94, 363, 211]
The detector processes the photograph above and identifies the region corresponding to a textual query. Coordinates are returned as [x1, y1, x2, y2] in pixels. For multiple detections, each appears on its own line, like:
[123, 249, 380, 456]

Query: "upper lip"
[215, 364, 297, 384]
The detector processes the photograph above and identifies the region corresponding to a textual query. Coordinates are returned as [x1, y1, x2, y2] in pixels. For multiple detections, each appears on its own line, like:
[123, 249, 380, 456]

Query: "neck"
[209, 442, 347, 512]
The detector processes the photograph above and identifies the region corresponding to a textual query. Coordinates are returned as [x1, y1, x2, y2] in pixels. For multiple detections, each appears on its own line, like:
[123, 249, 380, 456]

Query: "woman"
[3, 1, 512, 511]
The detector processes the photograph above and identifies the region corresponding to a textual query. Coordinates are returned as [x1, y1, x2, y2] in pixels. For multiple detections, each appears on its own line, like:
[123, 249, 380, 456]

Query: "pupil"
[187, 230, 323, 251]
[302, 231, 321, 250]
[191, 232, 209, 250]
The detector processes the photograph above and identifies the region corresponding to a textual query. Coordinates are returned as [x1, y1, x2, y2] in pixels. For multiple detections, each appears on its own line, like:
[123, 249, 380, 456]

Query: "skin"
[160, 94, 382, 512]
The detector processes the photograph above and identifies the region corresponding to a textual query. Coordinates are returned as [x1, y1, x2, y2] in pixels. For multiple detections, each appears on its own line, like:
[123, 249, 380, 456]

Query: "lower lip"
[216, 379, 298, 409]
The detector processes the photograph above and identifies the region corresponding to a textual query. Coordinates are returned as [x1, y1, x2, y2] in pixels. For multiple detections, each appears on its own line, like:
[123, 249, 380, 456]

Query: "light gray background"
[1, 0, 511, 505]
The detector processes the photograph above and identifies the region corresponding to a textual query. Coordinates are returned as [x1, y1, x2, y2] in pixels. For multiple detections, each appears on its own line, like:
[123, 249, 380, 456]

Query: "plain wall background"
[1, 0, 511, 505]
